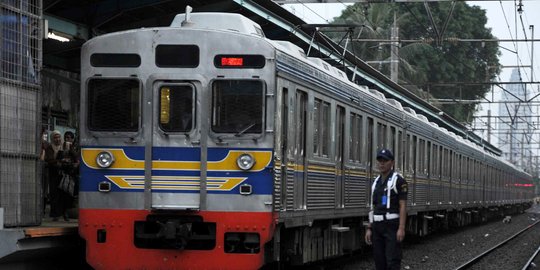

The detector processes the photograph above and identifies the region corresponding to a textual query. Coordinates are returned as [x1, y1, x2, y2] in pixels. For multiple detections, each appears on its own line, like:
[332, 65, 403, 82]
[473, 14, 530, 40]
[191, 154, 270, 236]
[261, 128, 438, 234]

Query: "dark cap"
[376, 149, 394, 161]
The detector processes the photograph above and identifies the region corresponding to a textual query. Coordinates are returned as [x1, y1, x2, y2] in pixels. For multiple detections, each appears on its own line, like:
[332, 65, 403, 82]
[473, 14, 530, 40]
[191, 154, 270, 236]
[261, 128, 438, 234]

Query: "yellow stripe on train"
[105, 175, 247, 191]
[82, 149, 272, 172]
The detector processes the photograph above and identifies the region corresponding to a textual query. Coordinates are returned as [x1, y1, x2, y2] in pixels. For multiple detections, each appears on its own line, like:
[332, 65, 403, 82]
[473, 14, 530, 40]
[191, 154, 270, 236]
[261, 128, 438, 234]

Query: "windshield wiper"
[235, 123, 256, 137]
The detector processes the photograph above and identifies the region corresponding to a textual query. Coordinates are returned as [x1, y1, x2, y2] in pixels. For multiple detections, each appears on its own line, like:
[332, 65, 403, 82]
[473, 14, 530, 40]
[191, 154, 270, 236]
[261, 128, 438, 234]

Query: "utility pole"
[390, 12, 399, 83]
[487, 109, 491, 144]
[531, 25, 535, 84]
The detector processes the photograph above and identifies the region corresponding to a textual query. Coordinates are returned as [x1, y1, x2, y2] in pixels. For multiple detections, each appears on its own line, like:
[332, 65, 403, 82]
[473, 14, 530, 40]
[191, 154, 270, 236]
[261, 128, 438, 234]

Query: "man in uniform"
[364, 148, 408, 270]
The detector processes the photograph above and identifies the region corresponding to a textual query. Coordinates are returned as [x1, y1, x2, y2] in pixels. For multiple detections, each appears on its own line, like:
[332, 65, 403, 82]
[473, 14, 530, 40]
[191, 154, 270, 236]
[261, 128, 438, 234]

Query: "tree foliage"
[331, 3, 501, 123]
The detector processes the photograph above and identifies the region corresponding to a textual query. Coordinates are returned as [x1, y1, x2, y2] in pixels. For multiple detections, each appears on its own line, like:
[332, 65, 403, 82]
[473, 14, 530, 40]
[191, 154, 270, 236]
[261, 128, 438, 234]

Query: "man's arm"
[397, 199, 406, 242]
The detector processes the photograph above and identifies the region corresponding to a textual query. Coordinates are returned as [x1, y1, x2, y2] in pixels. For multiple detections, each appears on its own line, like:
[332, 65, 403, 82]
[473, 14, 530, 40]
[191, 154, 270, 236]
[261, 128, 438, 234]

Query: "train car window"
[418, 138, 426, 175]
[436, 146, 439, 177]
[90, 53, 141, 67]
[349, 114, 356, 161]
[322, 102, 330, 156]
[455, 154, 461, 181]
[336, 106, 345, 162]
[358, 114, 364, 161]
[365, 118, 374, 165]
[392, 127, 399, 169]
[432, 144, 439, 177]
[314, 99, 320, 153]
[468, 159, 474, 184]
[444, 148, 451, 178]
[445, 148, 449, 178]
[313, 98, 330, 158]
[425, 141, 435, 177]
[349, 113, 363, 162]
[462, 157, 468, 183]
[457, 153, 461, 180]
[87, 78, 140, 131]
[475, 160, 480, 182]
[390, 126, 396, 154]
[159, 85, 194, 132]
[376, 123, 387, 150]
[211, 80, 263, 134]
[411, 135, 417, 174]
[442, 146, 446, 178]
[470, 159, 474, 183]
[452, 153, 457, 180]
[404, 134, 411, 173]
[155, 45, 199, 68]
[398, 130, 404, 172]
[437, 146, 442, 177]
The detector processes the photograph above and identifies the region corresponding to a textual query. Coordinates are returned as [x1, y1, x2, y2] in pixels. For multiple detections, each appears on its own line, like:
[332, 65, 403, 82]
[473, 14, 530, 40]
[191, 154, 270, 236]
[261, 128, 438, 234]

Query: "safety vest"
[370, 172, 399, 210]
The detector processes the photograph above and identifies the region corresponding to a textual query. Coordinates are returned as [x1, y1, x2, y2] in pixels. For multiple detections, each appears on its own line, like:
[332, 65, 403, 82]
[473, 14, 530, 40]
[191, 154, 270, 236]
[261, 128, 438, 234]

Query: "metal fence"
[0, 0, 42, 227]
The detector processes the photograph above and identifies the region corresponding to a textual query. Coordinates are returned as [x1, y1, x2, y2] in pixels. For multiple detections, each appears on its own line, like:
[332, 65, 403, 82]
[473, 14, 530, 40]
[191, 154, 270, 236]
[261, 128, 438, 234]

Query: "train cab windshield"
[87, 78, 140, 131]
[211, 80, 264, 136]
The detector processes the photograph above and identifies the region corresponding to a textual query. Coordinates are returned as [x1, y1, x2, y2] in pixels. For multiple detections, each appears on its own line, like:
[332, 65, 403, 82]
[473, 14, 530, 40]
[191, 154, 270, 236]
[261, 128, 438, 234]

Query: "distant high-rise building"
[498, 69, 533, 170]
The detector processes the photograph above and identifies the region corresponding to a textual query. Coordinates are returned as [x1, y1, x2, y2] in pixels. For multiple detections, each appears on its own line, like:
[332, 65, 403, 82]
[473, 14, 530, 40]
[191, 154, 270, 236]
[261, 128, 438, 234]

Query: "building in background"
[498, 68, 534, 172]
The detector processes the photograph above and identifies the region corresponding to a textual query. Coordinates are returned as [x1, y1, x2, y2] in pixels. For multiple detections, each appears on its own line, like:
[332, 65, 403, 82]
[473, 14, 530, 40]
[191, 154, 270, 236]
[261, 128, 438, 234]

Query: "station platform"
[0, 218, 83, 268]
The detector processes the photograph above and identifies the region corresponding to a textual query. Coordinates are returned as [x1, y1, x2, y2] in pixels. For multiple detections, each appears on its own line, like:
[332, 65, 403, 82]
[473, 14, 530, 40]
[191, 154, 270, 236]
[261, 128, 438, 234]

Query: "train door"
[365, 117, 374, 206]
[404, 133, 414, 206]
[396, 128, 404, 174]
[461, 156, 468, 205]
[279, 86, 289, 210]
[335, 105, 345, 208]
[294, 90, 308, 209]
[153, 82, 199, 209]
[410, 134, 418, 206]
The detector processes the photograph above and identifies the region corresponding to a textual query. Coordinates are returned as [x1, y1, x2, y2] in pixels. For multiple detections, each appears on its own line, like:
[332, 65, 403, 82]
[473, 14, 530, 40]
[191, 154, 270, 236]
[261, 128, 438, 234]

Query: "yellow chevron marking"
[105, 175, 246, 191]
[82, 149, 271, 172]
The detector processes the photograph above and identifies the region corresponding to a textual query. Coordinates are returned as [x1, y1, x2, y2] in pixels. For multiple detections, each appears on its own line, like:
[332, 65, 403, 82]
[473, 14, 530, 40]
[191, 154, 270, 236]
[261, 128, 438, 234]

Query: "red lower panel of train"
[79, 209, 276, 270]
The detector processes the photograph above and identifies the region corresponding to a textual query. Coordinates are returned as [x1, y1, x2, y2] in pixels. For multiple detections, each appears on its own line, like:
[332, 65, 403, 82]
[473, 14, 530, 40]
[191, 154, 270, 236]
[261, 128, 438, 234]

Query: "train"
[78, 10, 534, 269]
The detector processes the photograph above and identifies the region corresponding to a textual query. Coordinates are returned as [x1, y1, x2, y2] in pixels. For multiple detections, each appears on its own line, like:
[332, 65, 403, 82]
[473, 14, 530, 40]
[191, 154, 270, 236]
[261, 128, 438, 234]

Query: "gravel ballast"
[308, 204, 540, 270]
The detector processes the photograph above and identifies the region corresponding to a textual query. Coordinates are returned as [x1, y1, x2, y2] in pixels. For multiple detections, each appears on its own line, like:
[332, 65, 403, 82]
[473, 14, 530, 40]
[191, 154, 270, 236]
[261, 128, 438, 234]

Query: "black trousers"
[372, 218, 402, 270]
[48, 170, 72, 218]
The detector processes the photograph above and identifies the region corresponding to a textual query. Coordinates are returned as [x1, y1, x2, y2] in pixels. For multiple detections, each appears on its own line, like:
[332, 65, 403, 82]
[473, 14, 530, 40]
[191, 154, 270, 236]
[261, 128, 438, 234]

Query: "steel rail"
[522, 245, 540, 270]
[454, 220, 540, 270]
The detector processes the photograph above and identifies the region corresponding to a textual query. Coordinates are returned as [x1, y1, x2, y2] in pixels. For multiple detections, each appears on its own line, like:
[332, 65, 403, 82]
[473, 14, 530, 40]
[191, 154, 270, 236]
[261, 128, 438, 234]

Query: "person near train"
[44, 130, 78, 221]
[364, 148, 408, 270]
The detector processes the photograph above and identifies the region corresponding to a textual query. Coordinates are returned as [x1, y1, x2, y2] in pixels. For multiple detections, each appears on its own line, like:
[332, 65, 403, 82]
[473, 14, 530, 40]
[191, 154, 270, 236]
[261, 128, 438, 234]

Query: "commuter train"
[79, 10, 534, 269]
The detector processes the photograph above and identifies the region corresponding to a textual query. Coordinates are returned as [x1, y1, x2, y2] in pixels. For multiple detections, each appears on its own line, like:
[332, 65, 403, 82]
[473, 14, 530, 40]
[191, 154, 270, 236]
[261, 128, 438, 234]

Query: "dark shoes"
[63, 214, 69, 222]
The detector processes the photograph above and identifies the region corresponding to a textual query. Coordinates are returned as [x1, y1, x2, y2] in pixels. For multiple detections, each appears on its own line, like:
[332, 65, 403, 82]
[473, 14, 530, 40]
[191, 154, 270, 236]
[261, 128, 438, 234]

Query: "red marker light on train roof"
[221, 57, 244, 66]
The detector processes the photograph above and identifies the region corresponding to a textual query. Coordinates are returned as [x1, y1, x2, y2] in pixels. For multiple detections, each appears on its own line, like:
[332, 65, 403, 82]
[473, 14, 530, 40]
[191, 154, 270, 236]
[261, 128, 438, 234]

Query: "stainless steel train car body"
[80, 14, 276, 212]
[78, 11, 534, 268]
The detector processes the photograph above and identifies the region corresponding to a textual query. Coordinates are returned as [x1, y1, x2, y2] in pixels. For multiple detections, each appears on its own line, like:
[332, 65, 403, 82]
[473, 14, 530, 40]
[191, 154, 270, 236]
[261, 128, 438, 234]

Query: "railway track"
[522, 245, 540, 270]
[454, 220, 540, 270]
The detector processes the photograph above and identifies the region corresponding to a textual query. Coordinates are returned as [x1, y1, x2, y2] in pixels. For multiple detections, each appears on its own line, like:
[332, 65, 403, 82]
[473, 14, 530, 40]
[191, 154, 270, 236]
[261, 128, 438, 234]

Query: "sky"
[282, 1, 540, 148]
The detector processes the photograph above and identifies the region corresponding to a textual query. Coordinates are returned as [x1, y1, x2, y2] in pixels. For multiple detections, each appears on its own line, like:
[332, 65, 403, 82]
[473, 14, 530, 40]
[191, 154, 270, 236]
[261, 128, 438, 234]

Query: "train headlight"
[96, 151, 115, 168]
[236, 153, 255, 171]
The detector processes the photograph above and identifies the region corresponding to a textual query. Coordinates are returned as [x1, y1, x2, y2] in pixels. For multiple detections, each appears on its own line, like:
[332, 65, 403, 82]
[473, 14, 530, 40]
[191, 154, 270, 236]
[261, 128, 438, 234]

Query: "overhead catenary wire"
[285, 1, 539, 165]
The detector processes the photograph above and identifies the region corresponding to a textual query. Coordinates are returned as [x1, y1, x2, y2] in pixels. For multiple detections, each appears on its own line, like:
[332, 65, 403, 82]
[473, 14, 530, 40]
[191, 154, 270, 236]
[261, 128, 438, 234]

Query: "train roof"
[82, 11, 529, 178]
[171, 12, 265, 37]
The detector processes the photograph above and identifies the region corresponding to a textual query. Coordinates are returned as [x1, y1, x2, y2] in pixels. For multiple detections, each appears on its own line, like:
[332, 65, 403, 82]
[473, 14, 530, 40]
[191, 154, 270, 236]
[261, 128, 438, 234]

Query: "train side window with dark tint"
[91, 53, 141, 67]
[156, 45, 199, 68]
[313, 98, 330, 158]
[88, 78, 140, 131]
[159, 85, 194, 132]
[211, 80, 263, 134]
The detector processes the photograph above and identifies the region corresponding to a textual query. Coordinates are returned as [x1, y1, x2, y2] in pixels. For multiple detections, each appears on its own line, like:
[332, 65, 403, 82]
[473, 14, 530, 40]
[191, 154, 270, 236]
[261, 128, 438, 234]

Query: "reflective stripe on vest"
[371, 172, 399, 210]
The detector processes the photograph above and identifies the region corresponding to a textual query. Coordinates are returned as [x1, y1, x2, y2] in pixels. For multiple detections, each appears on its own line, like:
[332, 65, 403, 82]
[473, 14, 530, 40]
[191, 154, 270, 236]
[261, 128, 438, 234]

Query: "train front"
[78, 12, 276, 270]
